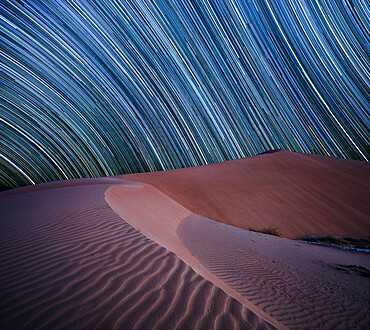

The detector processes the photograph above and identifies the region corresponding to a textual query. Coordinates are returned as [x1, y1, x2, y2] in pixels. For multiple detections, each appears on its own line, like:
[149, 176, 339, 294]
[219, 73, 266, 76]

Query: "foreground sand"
[179, 217, 370, 328]
[0, 178, 274, 329]
[1, 151, 369, 329]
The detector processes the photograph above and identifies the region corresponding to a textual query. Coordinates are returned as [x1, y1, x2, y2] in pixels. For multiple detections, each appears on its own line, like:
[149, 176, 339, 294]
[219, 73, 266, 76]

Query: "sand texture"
[126, 150, 370, 239]
[0, 178, 273, 330]
[179, 216, 370, 329]
[106, 184, 282, 328]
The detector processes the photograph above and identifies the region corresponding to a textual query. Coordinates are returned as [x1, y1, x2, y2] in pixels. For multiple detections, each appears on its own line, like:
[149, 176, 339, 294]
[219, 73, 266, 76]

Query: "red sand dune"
[126, 150, 370, 239]
[1, 151, 369, 329]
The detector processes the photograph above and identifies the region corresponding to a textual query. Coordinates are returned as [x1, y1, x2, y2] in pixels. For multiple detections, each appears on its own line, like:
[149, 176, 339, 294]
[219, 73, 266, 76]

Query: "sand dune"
[126, 150, 370, 239]
[0, 179, 273, 329]
[1, 151, 369, 329]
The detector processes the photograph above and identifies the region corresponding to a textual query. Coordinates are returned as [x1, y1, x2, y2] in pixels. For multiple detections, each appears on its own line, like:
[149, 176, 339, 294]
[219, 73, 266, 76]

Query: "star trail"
[0, 0, 369, 188]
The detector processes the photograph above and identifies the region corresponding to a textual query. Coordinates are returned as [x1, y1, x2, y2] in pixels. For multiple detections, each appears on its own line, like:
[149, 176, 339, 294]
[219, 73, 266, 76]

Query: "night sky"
[0, 0, 369, 188]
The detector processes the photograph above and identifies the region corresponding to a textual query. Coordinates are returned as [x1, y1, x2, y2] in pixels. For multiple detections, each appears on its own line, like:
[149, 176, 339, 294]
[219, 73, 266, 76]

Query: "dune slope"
[126, 150, 370, 239]
[0, 179, 272, 330]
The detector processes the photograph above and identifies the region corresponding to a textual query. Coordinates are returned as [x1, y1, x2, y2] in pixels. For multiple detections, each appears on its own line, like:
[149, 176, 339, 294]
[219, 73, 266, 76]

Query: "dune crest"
[106, 183, 284, 329]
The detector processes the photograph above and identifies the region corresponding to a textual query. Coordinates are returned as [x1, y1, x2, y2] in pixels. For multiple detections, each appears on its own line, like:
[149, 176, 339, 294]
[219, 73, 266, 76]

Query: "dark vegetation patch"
[302, 236, 370, 250]
[249, 226, 282, 237]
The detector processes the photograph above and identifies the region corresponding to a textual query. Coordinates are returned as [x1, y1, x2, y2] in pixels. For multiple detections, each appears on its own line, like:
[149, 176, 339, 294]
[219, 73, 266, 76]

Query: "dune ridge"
[106, 184, 284, 329]
[0, 179, 273, 330]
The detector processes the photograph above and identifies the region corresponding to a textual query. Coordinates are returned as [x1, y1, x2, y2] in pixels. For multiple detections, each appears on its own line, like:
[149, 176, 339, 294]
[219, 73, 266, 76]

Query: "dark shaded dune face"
[0, 183, 271, 330]
[126, 150, 370, 239]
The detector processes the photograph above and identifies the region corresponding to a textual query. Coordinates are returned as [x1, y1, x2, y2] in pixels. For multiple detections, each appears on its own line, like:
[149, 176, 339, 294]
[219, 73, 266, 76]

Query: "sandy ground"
[1, 151, 369, 329]
[179, 216, 370, 329]
[126, 150, 370, 239]
[0, 178, 273, 330]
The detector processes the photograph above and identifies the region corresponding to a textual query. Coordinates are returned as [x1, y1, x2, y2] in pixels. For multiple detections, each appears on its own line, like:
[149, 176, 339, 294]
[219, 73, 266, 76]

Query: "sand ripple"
[0, 182, 271, 329]
[178, 216, 370, 329]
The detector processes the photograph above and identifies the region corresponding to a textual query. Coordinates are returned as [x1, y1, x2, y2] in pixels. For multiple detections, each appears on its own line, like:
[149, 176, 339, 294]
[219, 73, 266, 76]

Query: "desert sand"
[0, 177, 276, 329]
[1, 151, 369, 329]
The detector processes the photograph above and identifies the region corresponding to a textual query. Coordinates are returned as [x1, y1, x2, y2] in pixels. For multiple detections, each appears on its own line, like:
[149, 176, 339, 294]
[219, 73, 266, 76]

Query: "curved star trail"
[0, 0, 369, 188]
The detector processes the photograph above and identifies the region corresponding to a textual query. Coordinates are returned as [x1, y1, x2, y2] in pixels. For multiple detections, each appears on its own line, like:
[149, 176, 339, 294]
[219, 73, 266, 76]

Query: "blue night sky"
[0, 0, 369, 188]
